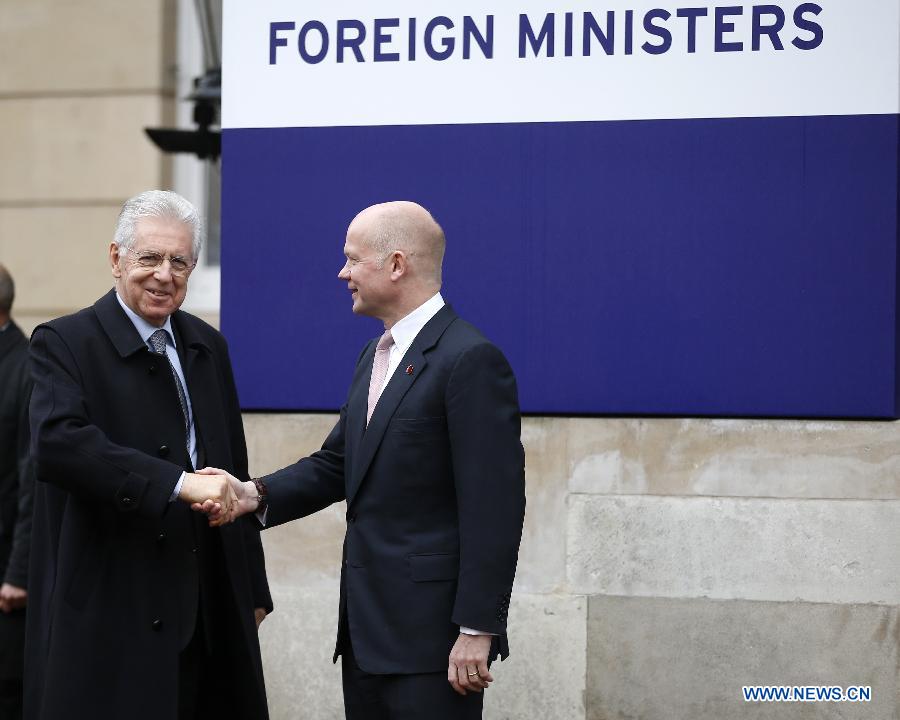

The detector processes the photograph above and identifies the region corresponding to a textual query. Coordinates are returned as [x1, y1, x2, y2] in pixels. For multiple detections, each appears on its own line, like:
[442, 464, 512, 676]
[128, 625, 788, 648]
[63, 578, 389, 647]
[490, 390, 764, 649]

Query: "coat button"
[148, 365, 157, 374]
[121, 497, 133, 506]
[158, 445, 169, 457]
[157, 532, 166, 543]
[151, 619, 163, 631]
[192, 547, 199, 554]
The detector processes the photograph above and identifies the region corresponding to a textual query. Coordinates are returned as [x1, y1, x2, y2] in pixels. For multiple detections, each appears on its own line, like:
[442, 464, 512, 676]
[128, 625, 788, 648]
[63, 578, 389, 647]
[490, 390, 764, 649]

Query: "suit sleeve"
[217, 336, 273, 613]
[446, 342, 526, 636]
[3, 352, 34, 589]
[262, 407, 348, 529]
[260, 340, 377, 529]
[29, 326, 183, 520]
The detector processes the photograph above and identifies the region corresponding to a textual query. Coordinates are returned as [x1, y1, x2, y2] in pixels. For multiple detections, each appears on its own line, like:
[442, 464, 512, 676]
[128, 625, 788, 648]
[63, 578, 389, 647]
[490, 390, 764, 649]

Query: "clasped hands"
[178, 468, 256, 527]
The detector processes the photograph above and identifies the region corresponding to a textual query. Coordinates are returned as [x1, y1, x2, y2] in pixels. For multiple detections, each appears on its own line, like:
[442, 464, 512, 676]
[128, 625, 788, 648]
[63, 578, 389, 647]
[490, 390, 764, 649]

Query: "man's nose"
[338, 263, 350, 280]
[154, 259, 174, 280]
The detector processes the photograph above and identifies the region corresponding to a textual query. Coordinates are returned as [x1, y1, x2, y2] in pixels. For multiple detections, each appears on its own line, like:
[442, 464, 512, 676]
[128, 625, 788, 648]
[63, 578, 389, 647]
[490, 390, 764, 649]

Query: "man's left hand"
[448, 633, 493, 695]
[0, 583, 27, 613]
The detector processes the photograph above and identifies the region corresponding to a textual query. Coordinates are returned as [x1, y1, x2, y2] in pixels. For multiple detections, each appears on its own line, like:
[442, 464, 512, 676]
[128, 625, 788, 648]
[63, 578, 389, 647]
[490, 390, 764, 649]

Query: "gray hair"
[0, 263, 13, 315]
[113, 190, 203, 260]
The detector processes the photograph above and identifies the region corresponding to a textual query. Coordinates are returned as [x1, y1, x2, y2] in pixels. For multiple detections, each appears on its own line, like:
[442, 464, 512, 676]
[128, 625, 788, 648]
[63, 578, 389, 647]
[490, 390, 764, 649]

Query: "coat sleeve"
[29, 326, 183, 520]
[3, 351, 34, 588]
[446, 341, 526, 637]
[217, 336, 273, 613]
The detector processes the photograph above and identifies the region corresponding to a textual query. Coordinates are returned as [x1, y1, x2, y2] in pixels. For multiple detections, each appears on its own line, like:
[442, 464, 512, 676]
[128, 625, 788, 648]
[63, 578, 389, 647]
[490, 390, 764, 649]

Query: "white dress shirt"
[116, 293, 196, 499]
[374, 292, 445, 400]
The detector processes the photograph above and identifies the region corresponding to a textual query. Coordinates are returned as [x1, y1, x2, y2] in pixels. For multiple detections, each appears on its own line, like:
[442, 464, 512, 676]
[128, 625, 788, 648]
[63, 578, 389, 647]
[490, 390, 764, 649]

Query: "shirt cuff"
[170, 472, 186, 502]
[460, 626, 496, 636]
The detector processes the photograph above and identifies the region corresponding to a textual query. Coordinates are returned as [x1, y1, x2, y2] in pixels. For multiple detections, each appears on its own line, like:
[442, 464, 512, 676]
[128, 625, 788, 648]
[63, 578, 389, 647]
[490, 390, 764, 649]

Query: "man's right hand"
[0, 583, 27, 613]
[190, 467, 259, 525]
[178, 472, 238, 527]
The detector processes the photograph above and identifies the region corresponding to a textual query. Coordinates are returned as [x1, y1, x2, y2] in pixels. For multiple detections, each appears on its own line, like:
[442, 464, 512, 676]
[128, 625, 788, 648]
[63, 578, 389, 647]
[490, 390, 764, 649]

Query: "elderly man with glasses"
[25, 190, 272, 720]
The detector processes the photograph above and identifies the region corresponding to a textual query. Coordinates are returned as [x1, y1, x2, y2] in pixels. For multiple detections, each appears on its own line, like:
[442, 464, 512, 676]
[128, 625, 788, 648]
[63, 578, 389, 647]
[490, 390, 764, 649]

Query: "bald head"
[339, 201, 447, 327]
[0, 263, 14, 320]
[350, 201, 445, 287]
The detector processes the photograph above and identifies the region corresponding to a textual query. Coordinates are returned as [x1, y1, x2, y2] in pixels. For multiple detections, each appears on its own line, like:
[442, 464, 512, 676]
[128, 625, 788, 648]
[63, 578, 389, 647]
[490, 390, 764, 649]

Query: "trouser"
[0, 608, 25, 720]
[341, 635, 484, 720]
[177, 532, 263, 720]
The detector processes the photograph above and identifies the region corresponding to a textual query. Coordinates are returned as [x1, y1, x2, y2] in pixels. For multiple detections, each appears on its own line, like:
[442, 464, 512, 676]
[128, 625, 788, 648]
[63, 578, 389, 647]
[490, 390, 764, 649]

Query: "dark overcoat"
[25, 290, 272, 720]
[264, 305, 526, 674]
[0, 321, 33, 592]
[0, 320, 33, 690]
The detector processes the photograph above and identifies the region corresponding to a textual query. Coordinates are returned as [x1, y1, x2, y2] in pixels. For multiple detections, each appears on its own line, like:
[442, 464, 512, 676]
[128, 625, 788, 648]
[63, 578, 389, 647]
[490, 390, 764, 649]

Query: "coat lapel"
[170, 310, 212, 382]
[347, 305, 457, 504]
[93, 291, 211, 467]
[170, 311, 213, 459]
[93, 289, 147, 358]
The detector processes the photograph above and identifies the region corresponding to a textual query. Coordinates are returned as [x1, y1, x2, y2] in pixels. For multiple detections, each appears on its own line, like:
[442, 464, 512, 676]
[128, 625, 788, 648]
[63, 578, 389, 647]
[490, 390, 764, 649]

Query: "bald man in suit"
[198, 201, 526, 719]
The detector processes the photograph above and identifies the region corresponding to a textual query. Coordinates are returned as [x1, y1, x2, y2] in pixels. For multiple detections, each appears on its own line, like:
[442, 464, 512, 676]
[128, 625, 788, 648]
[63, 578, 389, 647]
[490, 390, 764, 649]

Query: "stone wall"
[0, 0, 175, 332]
[247, 414, 900, 719]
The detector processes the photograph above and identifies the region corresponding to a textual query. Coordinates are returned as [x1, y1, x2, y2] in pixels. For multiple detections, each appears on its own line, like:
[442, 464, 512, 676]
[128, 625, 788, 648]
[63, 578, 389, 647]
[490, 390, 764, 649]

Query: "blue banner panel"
[221, 114, 900, 417]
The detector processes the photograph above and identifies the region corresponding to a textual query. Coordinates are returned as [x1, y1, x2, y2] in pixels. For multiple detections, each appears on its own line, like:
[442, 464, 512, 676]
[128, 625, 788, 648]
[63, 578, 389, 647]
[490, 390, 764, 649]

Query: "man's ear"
[109, 242, 122, 279]
[389, 251, 408, 281]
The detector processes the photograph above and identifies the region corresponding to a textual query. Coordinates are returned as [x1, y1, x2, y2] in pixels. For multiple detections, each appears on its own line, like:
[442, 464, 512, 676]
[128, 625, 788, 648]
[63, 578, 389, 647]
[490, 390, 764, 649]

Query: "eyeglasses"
[125, 248, 195, 277]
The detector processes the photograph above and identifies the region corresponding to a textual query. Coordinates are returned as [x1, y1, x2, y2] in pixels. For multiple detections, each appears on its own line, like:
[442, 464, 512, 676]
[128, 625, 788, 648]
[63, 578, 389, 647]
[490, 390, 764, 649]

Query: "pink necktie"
[367, 331, 394, 425]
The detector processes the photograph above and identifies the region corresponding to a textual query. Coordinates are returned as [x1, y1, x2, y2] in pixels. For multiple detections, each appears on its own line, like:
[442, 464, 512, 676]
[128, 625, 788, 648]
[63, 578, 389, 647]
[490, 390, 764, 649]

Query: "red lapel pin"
[405, 365, 414, 375]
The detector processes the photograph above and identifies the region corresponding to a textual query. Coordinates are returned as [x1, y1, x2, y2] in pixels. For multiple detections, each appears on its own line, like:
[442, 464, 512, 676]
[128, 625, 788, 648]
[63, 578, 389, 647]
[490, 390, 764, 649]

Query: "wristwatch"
[252, 477, 268, 514]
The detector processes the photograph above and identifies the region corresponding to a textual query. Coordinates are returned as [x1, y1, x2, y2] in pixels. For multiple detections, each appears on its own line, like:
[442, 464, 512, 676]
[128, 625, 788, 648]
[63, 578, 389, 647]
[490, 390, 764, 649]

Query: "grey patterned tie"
[149, 329, 191, 451]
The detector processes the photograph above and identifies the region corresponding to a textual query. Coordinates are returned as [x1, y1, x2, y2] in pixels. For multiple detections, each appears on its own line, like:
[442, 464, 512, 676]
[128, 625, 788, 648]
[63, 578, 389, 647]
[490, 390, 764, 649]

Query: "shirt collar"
[115, 292, 176, 349]
[389, 292, 445, 353]
[0, 321, 9, 333]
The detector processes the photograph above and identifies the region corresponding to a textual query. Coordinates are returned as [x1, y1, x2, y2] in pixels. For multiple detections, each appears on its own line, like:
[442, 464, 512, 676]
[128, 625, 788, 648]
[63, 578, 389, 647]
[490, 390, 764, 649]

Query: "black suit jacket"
[0, 321, 33, 591]
[25, 290, 272, 720]
[265, 304, 526, 674]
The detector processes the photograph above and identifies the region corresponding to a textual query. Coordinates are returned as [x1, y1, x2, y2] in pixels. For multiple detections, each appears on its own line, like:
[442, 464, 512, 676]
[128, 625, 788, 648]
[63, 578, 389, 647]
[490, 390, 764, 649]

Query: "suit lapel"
[347, 305, 458, 504]
[345, 340, 375, 476]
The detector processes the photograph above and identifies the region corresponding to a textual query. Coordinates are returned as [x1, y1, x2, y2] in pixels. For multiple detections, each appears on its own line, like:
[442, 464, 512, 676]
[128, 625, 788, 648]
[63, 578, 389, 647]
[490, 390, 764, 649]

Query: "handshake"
[177, 468, 260, 527]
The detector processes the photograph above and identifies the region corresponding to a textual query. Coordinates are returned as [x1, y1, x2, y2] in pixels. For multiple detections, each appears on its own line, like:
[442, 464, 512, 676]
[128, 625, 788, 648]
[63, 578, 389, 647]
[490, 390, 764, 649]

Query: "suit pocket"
[391, 416, 446, 434]
[408, 553, 459, 582]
